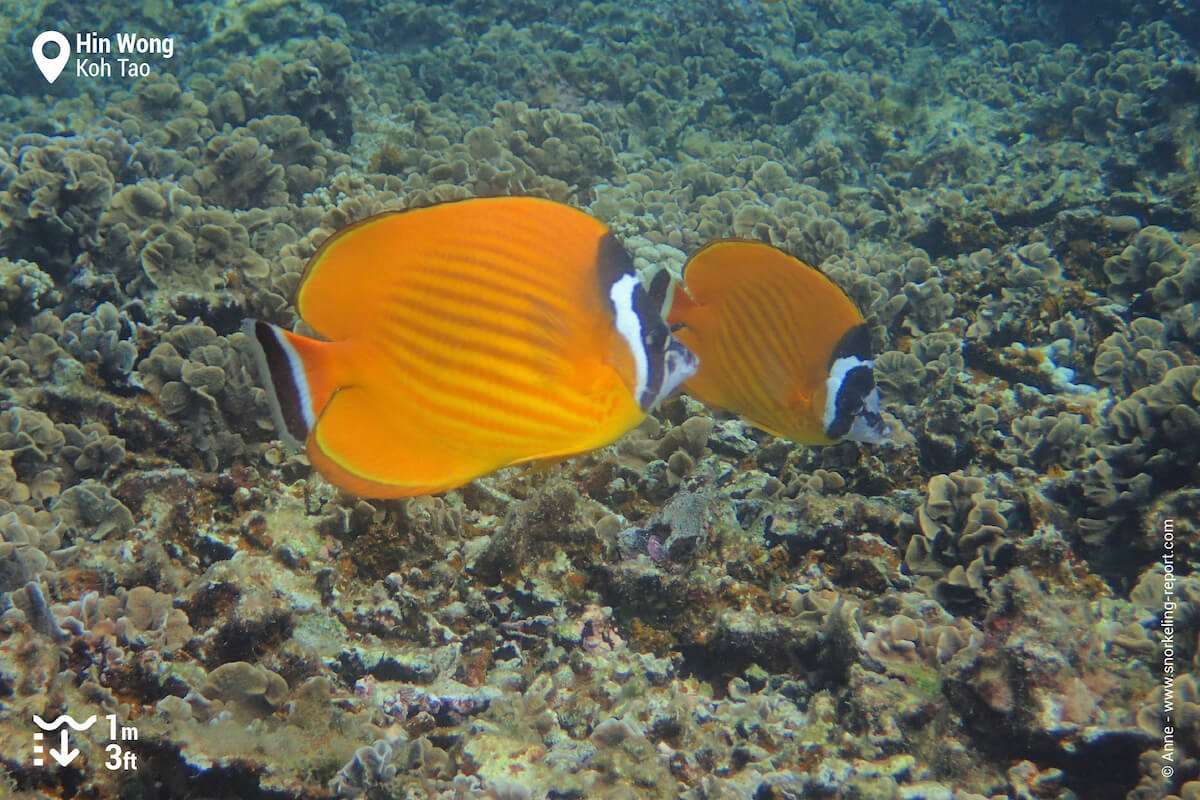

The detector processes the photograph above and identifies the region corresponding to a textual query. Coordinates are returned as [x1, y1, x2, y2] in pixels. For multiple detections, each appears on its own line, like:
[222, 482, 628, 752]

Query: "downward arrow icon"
[48, 729, 79, 766]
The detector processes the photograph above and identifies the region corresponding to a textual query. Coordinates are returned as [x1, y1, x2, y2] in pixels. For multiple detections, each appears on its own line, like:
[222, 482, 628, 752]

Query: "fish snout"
[645, 339, 698, 411]
[843, 387, 891, 444]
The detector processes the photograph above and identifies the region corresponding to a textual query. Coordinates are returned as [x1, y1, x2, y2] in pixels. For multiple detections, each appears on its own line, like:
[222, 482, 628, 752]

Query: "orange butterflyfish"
[663, 239, 890, 446]
[246, 196, 698, 498]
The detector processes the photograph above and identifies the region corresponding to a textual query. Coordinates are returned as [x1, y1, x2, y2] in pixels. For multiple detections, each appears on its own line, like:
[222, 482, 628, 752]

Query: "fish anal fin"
[308, 386, 468, 498]
[308, 440, 447, 499]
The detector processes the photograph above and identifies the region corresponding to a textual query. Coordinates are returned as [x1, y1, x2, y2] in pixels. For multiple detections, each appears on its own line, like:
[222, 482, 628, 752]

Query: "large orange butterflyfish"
[247, 197, 698, 498]
[664, 239, 889, 446]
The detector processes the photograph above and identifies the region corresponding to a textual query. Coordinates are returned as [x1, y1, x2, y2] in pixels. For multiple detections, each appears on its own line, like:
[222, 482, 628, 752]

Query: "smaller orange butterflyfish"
[664, 239, 890, 446]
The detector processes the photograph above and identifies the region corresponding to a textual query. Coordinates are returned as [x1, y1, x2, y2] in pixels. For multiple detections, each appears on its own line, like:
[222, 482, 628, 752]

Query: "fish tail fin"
[245, 320, 344, 447]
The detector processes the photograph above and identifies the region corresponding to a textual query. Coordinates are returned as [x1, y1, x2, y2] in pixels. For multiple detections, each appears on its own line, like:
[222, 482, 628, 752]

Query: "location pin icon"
[32, 31, 70, 84]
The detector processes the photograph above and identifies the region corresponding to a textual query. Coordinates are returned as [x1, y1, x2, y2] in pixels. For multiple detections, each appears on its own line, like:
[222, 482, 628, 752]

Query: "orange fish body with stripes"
[666, 239, 890, 446]
[247, 197, 698, 498]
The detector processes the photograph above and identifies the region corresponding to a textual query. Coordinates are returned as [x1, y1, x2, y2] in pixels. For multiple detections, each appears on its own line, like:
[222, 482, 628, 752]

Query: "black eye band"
[826, 365, 875, 439]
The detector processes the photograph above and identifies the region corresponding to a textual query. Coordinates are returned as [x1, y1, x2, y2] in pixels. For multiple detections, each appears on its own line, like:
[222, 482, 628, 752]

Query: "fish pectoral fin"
[515, 456, 568, 479]
[666, 280, 699, 325]
[786, 385, 811, 409]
